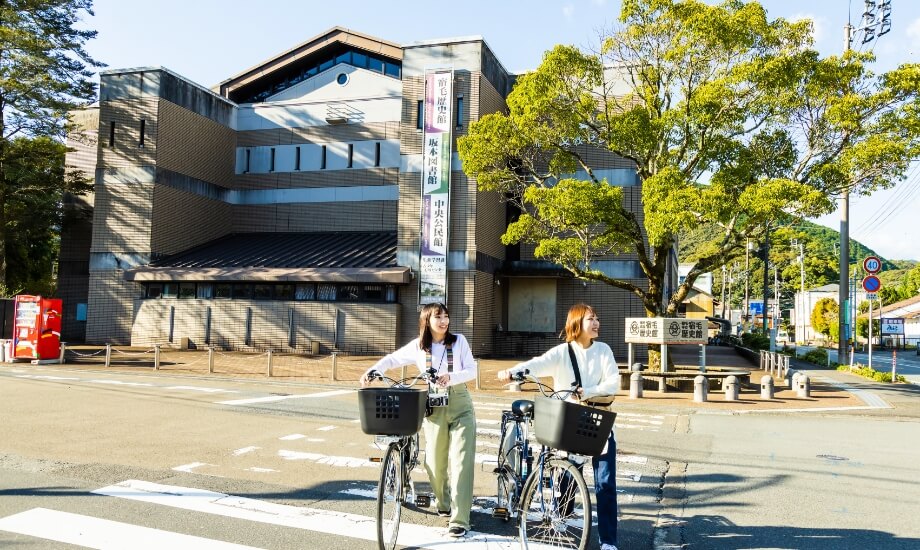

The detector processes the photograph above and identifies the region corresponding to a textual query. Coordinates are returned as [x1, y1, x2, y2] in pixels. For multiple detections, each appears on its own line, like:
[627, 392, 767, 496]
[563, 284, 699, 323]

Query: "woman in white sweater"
[497, 303, 620, 550]
[361, 303, 477, 538]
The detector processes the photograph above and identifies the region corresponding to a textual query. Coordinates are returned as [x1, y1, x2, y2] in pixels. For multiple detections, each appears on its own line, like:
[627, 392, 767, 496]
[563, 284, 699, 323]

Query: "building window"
[339, 284, 361, 302]
[233, 283, 253, 299]
[244, 149, 251, 173]
[317, 284, 336, 301]
[215, 284, 232, 299]
[147, 283, 162, 299]
[336, 73, 348, 86]
[384, 62, 400, 78]
[269, 147, 276, 172]
[385, 285, 397, 302]
[295, 146, 301, 171]
[364, 284, 384, 302]
[347, 144, 353, 168]
[139, 119, 146, 147]
[178, 283, 196, 299]
[108, 121, 115, 146]
[196, 283, 214, 299]
[253, 284, 273, 300]
[375, 142, 381, 167]
[275, 284, 294, 300]
[321, 145, 326, 169]
[161, 283, 177, 298]
[417, 100, 424, 130]
[456, 96, 463, 128]
[295, 283, 315, 300]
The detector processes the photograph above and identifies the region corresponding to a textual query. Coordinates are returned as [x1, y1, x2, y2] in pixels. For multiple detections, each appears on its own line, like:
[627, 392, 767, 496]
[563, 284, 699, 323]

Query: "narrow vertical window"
[245, 149, 251, 173]
[269, 147, 276, 172]
[108, 121, 116, 146]
[347, 144, 353, 168]
[456, 96, 463, 128]
[139, 119, 146, 147]
[295, 146, 301, 171]
[416, 100, 424, 130]
[374, 142, 381, 167]
[321, 145, 327, 170]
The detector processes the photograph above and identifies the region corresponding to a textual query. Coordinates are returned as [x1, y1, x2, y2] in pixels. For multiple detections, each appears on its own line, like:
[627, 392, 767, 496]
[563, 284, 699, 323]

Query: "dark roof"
[150, 232, 397, 269]
[126, 232, 409, 284]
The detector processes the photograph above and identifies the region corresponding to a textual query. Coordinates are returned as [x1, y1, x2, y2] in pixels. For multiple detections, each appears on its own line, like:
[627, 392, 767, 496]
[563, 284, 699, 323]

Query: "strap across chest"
[426, 344, 453, 373]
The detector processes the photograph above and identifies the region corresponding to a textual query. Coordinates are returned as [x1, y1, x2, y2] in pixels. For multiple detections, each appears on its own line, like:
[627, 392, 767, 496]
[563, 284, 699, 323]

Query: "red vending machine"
[13, 295, 62, 360]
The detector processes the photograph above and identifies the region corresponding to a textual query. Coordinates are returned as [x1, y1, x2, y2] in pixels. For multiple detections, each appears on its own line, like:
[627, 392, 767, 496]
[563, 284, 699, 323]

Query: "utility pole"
[744, 240, 751, 329]
[762, 234, 770, 336]
[721, 265, 727, 319]
[839, 0, 892, 366]
[797, 241, 805, 344]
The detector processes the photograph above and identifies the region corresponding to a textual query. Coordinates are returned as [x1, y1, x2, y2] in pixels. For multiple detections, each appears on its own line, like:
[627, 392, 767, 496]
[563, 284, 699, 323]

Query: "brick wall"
[131, 299, 401, 354]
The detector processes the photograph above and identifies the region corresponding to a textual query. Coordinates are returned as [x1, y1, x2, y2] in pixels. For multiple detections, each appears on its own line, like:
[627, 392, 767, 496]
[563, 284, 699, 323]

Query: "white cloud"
[562, 4, 575, 19]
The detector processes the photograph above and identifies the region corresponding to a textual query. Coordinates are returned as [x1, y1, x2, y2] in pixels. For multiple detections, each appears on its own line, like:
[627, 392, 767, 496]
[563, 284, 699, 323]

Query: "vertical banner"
[419, 69, 453, 305]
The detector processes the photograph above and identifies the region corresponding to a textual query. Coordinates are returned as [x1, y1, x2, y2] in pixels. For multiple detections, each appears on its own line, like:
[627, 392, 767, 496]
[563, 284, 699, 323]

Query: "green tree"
[0, 0, 101, 287]
[458, 0, 919, 367]
[811, 297, 838, 341]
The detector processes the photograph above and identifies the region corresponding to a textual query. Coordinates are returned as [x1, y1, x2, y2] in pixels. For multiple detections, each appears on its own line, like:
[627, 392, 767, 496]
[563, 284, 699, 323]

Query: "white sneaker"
[600, 545, 618, 550]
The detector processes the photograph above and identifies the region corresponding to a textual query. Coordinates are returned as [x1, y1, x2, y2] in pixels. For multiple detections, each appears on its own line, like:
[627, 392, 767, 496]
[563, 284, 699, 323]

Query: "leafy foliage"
[811, 297, 839, 341]
[839, 364, 907, 383]
[798, 347, 829, 366]
[0, 0, 102, 287]
[458, 0, 920, 333]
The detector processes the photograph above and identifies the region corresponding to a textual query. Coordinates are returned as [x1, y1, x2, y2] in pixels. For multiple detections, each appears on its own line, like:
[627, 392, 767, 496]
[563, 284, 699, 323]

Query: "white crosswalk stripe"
[0, 507, 263, 549]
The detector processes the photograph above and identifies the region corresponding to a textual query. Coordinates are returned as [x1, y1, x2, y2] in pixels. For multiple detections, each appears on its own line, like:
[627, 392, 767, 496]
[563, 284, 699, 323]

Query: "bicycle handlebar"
[509, 369, 579, 400]
[366, 367, 438, 389]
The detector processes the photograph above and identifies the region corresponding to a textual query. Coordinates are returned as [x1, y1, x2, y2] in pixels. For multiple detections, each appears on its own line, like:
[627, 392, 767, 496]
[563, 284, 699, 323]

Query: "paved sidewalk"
[31, 343, 896, 412]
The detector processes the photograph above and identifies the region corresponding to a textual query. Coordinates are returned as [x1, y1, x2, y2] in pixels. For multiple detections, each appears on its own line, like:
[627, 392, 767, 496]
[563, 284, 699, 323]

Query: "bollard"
[59, 343, 66, 365]
[208, 347, 214, 374]
[154, 344, 160, 370]
[629, 372, 643, 399]
[693, 375, 709, 403]
[658, 375, 668, 393]
[331, 352, 338, 381]
[631, 362, 643, 372]
[105, 343, 112, 367]
[791, 371, 802, 392]
[267, 349, 273, 377]
[724, 375, 739, 401]
[797, 374, 811, 398]
[760, 375, 775, 400]
[785, 368, 796, 389]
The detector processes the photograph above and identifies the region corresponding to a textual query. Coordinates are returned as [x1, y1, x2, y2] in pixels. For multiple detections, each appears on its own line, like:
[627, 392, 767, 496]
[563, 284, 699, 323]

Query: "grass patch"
[838, 363, 907, 383]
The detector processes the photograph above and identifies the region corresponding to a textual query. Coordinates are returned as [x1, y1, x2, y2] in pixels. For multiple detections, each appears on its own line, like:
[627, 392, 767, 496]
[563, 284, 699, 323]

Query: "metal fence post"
[208, 347, 214, 374]
[105, 344, 112, 367]
[59, 343, 66, 365]
[331, 352, 337, 381]
[154, 344, 160, 370]
[475, 359, 481, 390]
[267, 349, 273, 377]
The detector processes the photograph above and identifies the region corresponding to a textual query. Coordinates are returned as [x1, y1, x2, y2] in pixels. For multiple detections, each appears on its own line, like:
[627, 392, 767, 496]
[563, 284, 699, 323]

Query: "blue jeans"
[592, 431, 618, 546]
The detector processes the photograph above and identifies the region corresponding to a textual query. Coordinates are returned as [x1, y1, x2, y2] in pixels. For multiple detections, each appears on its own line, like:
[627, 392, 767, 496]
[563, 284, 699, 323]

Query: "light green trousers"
[422, 384, 477, 529]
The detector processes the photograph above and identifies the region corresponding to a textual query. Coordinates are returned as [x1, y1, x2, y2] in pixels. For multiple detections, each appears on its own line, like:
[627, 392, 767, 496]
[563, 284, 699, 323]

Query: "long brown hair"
[562, 303, 596, 343]
[418, 302, 457, 352]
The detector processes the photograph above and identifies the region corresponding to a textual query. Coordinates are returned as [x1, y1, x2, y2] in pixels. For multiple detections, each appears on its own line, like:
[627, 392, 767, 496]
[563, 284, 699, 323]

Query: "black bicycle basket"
[533, 396, 616, 455]
[358, 387, 427, 436]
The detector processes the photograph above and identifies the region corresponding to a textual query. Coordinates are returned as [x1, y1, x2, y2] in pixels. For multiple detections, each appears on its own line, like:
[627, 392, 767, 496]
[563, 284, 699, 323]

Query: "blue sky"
[80, 0, 920, 261]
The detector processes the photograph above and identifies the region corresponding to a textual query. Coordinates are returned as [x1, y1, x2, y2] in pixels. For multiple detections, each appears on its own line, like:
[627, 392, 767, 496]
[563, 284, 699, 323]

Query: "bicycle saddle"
[511, 399, 534, 416]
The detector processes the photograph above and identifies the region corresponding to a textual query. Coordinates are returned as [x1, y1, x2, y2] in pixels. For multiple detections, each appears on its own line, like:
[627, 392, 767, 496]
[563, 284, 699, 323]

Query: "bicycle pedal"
[414, 495, 431, 507]
[492, 507, 509, 519]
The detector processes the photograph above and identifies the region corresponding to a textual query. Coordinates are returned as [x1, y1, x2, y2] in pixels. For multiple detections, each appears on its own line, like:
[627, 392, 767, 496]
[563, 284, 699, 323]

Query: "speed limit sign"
[863, 256, 882, 274]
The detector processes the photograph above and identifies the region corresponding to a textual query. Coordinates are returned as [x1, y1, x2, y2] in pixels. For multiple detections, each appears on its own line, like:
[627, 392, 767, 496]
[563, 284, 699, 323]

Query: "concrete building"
[792, 283, 867, 344]
[60, 27, 665, 359]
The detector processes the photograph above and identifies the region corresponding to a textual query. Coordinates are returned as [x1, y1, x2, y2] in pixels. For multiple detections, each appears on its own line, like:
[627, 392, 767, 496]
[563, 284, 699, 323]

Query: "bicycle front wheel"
[376, 443, 403, 550]
[519, 458, 591, 550]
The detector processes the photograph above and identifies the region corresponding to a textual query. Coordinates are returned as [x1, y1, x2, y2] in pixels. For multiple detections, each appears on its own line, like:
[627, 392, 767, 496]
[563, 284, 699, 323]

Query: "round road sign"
[863, 256, 882, 274]
[862, 275, 881, 293]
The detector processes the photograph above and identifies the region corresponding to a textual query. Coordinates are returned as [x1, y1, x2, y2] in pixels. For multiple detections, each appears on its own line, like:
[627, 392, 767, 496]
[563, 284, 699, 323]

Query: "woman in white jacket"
[361, 303, 477, 538]
[497, 303, 620, 550]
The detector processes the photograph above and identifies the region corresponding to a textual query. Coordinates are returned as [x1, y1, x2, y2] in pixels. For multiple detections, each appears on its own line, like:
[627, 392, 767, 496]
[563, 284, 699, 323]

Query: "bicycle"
[358, 368, 437, 550]
[496, 370, 616, 550]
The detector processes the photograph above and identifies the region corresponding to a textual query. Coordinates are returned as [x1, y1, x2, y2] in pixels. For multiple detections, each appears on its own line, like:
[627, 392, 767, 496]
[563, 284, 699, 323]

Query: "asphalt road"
[2, 362, 918, 549]
[0, 364, 668, 549]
